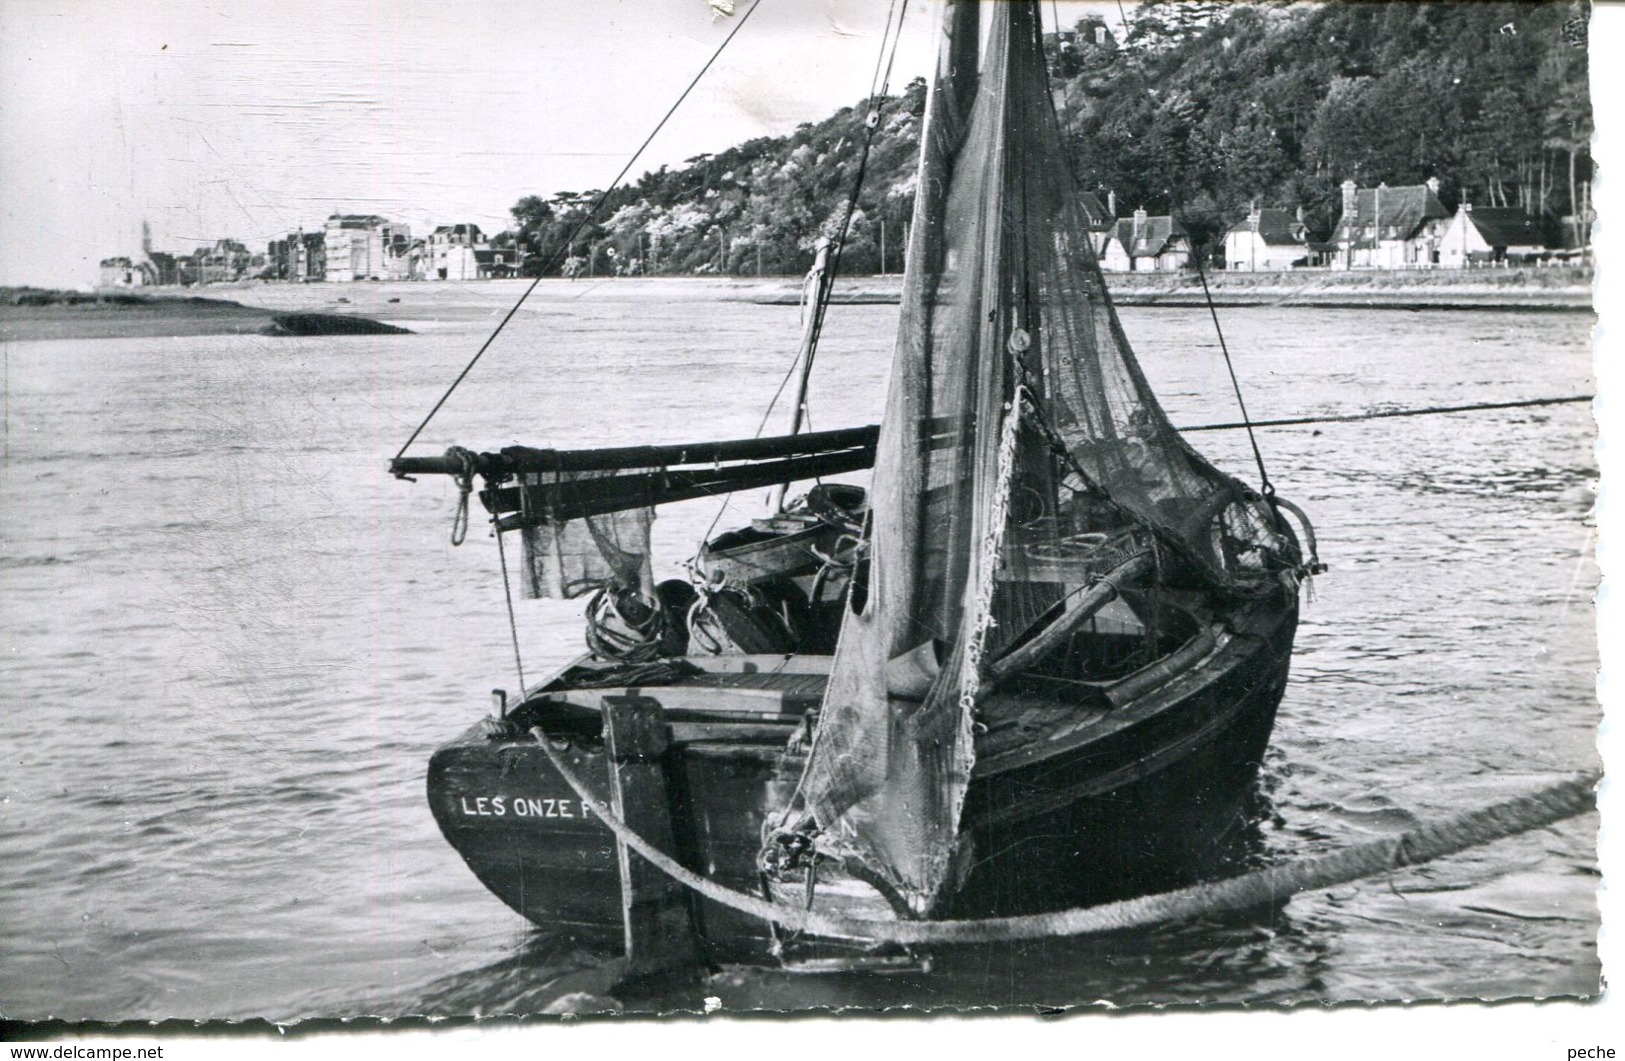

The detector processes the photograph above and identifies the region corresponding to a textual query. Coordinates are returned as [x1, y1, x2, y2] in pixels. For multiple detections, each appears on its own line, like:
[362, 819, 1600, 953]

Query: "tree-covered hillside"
[506, 0, 1592, 276]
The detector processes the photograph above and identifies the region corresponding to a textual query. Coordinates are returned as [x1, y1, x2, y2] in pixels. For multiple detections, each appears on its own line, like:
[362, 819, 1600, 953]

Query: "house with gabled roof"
[1080, 190, 1117, 260]
[1437, 204, 1557, 268]
[147, 251, 178, 286]
[429, 223, 488, 280]
[1330, 178, 1451, 270]
[189, 239, 252, 284]
[1100, 208, 1191, 272]
[473, 246, 521, 279]
[1223, 206, 1313, 271]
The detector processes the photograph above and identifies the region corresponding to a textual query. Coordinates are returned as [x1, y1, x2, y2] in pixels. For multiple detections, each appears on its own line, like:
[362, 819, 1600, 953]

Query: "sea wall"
[741, 266, 1593, 310]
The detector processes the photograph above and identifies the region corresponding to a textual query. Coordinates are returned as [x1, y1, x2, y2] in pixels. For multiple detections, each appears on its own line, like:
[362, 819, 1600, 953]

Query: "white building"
[428, 223, 488, 280]
[1437, 205, 1553, 268]
[1329, 178, 1450, 270]
[1222, 207, 1312, 271]
[324, 214, 411, 281]
[1100, 209, 1191, 272]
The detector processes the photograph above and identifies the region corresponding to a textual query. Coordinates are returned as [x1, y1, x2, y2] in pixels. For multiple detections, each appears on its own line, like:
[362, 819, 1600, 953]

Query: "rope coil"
[584, 583, 667, 664]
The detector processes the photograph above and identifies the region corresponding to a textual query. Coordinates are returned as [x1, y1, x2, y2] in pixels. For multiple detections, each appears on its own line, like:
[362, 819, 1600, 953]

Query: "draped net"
[793, 0, 1288, 915]
[517, 469, 655, 600]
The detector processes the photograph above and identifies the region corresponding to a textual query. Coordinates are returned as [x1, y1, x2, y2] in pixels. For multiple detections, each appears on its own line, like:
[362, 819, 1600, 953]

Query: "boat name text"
[459, 795, 590, 819]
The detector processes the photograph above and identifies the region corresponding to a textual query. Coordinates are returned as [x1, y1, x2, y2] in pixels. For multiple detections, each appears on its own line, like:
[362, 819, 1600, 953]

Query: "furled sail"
[795, 0, 1290, 915]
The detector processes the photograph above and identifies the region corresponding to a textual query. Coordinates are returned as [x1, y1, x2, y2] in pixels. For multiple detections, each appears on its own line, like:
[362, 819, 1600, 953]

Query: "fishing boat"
[392, 0, 1322, 970]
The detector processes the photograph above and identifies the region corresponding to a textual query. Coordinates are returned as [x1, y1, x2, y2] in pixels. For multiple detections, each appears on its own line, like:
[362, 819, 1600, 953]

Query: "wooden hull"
[427, 595, 1297, 965]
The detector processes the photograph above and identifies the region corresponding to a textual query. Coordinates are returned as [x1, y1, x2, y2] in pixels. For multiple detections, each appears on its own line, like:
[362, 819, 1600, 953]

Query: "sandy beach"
[0, 292, 279, 342]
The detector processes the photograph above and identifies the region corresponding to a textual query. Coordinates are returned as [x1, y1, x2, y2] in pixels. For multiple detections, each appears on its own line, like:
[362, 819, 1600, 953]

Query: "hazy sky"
[0, 0, 1122, 288]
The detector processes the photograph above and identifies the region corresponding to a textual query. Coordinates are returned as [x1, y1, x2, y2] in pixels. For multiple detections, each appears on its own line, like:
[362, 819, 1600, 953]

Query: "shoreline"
[736, 267, 1594, 311]
[1, 268, 1593, 342]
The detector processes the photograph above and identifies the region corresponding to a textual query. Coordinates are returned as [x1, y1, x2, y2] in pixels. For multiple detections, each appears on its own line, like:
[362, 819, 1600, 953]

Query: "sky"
[0, 0, 1124, 288]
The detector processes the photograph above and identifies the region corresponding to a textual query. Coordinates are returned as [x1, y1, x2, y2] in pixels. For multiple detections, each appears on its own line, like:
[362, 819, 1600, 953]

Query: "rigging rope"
[756, 0, 910, 439]
[392, 0, 763, 461]
[1181, 394, 1594, 433]
[495, 527, 528, 696]
[531, 723, 1595, 944]
[1193, 253, 1273, 496]
[724, 0, 907, 541]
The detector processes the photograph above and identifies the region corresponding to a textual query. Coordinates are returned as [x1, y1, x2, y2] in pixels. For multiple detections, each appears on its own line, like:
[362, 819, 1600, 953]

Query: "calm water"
[0, 280, 1599, 1021]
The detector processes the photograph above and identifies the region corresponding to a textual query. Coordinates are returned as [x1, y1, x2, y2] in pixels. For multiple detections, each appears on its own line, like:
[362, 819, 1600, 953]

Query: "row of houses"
[266, 216, 518, 283]
[98, 228, 260, 289]
[1076, 178, 1587, 274]
[100, 215, 522, 289]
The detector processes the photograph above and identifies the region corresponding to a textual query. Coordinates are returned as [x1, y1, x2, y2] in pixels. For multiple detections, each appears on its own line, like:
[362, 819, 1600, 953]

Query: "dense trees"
[506, 1, 1592, 274]
[1071, 0, 1593, 244]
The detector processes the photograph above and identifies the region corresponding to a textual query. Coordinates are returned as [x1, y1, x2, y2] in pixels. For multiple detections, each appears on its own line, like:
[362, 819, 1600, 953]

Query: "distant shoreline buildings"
[99, 213, 522, 290]
[98, 174, 1592, 291]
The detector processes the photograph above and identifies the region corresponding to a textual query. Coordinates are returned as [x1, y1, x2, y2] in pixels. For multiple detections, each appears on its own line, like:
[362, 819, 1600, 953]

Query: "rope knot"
[447, 445, 478, 546]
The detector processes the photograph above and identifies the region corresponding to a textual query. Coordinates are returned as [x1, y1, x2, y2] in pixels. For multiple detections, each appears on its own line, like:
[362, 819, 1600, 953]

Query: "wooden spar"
[390, 423, 879, 479]
[483, 446, 875, 529]
[988, 553, 1154, 682]
[598, 696, 700, 980]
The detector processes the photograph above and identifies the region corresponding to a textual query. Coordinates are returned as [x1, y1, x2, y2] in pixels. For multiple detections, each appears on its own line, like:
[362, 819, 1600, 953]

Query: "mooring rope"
[1181, 394, 1593, 433]
[530, 726, 1595, 945]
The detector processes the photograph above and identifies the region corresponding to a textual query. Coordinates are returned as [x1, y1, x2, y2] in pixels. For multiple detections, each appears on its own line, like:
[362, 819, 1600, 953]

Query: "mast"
[769, 238, 835, 512]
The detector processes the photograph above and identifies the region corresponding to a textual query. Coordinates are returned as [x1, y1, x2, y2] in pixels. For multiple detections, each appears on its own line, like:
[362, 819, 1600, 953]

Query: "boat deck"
[535, 653, 1113, 760]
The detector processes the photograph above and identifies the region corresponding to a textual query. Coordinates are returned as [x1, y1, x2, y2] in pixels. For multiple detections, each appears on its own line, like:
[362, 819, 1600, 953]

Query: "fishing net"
[794, 0, 1291, 915]
[516, 469, 655, 600]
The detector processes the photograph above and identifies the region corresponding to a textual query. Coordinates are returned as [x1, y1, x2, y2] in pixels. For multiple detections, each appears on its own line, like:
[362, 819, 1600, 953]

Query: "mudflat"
[0, 290, 276, 341]
[0, 288, 409, 341]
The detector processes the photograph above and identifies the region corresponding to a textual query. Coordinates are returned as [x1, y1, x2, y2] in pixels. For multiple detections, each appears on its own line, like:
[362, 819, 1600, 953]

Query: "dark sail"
[796, 0, 1290, 915]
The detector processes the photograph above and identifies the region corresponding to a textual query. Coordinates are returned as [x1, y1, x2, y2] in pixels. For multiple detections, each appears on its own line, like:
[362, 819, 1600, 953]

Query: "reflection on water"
[0, 282, 1598, 1020]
